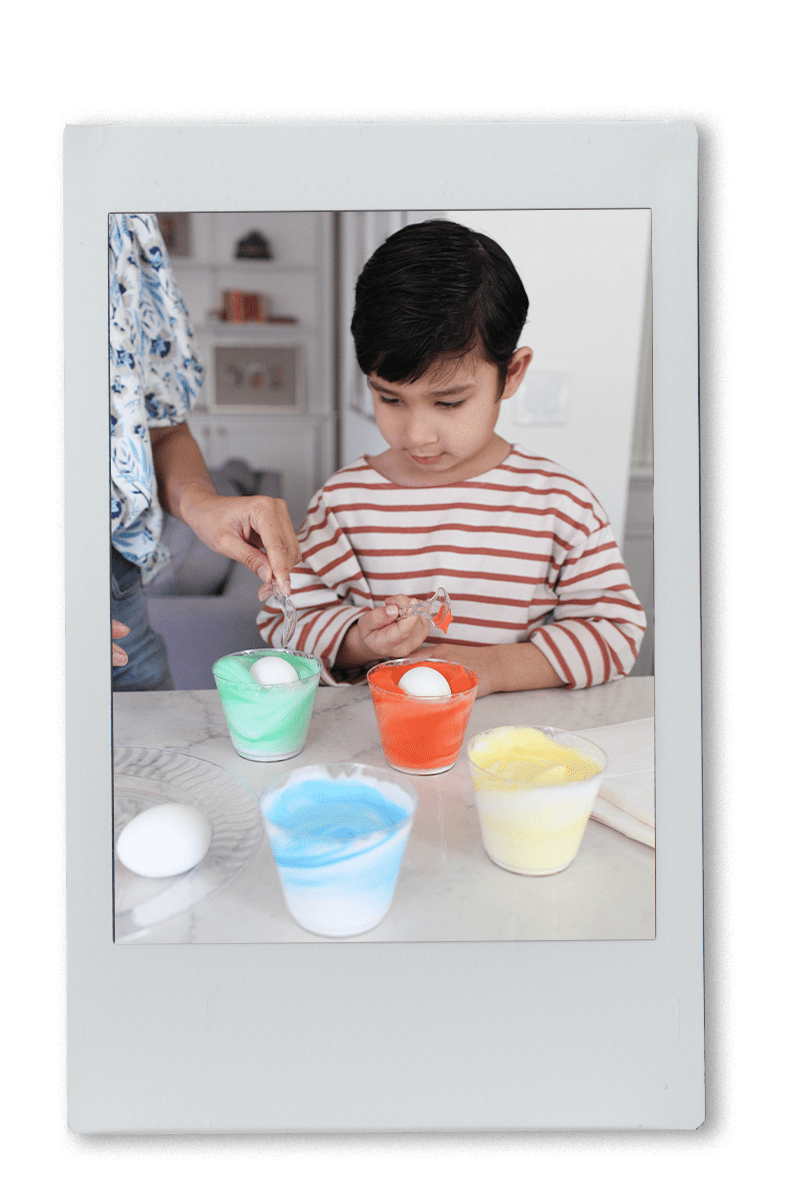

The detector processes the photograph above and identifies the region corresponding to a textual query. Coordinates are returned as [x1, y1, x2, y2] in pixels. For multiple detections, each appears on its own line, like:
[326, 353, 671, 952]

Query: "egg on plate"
[116, 803, 212, 878]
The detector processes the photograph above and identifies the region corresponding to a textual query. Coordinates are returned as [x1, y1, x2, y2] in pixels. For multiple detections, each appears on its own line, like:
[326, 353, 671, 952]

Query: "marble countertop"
[112, 675, 655, 944]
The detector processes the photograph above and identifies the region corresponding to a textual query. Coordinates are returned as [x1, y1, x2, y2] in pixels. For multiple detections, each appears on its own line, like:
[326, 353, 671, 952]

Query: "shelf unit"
[163, 212, 336, 529]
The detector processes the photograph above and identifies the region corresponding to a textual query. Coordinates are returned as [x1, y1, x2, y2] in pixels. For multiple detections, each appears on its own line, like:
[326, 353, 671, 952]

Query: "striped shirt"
[256, 446, 646, 688]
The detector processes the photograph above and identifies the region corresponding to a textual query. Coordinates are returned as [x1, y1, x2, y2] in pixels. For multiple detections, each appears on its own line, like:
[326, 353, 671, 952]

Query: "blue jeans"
[111, 546, 174, 691]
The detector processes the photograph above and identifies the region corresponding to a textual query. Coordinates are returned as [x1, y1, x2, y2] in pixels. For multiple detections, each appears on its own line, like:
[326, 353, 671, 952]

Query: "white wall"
[445, 210, 652, 548]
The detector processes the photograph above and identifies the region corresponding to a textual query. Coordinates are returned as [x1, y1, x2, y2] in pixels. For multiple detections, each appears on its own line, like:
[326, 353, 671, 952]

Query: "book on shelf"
[209, 290, 298, 326]
[219, 289, 268, 323]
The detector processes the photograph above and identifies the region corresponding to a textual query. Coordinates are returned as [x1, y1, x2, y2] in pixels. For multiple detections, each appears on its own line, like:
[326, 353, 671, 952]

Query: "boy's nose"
[404, 414, 440, 449]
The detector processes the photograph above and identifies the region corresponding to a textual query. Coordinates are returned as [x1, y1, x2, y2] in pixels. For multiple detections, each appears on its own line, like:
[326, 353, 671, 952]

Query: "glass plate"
[113, 746, 263, 941]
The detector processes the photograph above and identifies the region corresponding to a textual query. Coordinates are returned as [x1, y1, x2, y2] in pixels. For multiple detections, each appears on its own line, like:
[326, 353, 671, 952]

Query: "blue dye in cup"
[262, 763, 417, 937]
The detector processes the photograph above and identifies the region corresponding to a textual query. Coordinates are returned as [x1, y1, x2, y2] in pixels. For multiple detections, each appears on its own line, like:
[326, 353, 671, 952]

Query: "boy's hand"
[337, 595, 431, 668]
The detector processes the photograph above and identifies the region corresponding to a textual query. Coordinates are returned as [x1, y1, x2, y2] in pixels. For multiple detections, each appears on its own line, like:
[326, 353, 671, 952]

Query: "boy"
[257, 220, 646, 696]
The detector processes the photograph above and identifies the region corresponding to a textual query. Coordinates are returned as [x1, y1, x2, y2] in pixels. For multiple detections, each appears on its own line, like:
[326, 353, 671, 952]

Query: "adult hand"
[149, 424, 301, 596]
[112, 619, 130, 667]
[180, 492, 302, 597]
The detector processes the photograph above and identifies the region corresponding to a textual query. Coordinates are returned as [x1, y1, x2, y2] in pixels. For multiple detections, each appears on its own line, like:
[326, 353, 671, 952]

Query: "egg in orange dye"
[367, 659, 479, 775]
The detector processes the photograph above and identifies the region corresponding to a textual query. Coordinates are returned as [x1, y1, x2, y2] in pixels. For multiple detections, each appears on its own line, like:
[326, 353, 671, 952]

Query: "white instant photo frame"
[65, 122, 702, 1132]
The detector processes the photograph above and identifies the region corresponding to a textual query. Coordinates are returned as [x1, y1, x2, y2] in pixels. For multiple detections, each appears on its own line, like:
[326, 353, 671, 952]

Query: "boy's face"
[368, 348, 531, 484]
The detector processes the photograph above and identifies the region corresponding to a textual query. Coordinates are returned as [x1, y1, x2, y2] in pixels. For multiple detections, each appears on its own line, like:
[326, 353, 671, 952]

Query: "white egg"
[116, 803, 212, 878]
[398, 665, 452, 698]
[250, 655, 299, 686]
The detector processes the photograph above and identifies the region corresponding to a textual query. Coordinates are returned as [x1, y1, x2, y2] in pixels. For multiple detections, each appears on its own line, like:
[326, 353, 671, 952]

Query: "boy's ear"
[500, 347, 533, 399]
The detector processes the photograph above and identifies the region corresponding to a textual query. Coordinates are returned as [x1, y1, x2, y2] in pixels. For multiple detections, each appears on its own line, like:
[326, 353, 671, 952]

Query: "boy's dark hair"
[351, 219, 529, 393]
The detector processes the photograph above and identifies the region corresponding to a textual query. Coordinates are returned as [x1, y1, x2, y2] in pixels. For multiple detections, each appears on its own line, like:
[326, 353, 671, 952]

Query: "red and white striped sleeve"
[256, 487, 374, 685]
[528, 518, 647, 689]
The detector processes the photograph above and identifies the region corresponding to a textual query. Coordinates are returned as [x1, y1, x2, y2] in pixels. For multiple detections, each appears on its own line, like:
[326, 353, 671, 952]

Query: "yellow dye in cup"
[467, 727, 605, 876]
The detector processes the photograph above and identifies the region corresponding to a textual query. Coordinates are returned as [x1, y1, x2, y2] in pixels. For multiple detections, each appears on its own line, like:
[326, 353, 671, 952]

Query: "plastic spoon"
[271, 583, 297, 648]
[396, 587, 453, 634]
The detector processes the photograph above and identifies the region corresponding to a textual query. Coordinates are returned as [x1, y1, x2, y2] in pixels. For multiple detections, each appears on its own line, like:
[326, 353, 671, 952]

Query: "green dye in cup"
[212, 650, 321, 762]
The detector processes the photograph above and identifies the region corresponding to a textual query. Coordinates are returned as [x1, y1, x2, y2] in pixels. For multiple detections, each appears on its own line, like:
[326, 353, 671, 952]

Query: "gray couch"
[145, 459, 280, 690]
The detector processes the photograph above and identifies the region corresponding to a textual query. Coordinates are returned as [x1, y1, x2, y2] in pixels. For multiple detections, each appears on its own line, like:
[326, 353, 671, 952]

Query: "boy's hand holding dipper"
[336, 594, 431, 668]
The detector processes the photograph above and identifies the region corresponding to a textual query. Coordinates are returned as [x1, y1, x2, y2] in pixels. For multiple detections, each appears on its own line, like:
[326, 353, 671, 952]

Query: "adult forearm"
[150, 423, 217, 523]
[150, 422, 300, 589]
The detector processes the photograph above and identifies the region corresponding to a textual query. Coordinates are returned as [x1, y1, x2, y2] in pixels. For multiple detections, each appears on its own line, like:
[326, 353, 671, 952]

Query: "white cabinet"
[188, 413, 331, 529]
[164, 211, 337, 529]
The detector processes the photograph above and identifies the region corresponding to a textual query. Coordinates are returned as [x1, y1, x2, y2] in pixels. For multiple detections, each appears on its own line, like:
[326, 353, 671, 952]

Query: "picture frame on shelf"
[206, 342, 304, 413]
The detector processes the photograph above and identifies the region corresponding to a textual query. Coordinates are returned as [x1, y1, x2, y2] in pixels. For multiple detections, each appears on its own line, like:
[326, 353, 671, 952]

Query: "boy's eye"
[372, 390, 464, 409]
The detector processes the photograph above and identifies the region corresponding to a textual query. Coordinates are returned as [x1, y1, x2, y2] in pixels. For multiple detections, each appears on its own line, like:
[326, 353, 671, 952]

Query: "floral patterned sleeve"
[109, 214, 204, 583]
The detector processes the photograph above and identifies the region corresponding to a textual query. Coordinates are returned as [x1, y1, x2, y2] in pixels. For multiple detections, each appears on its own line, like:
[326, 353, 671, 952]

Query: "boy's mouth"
[410, 452, 444, 466]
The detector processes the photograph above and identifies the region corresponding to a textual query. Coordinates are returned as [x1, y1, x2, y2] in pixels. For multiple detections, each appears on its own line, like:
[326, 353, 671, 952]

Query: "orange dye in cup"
[367, 659, 479, 775]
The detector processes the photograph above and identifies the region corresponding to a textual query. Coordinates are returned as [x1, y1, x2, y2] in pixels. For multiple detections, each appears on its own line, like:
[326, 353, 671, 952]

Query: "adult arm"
[150, 423, 300, 595]
[256, 491, 427, 682]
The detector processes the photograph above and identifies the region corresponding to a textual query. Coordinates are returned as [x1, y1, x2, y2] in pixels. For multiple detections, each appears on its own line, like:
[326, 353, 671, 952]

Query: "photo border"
[61, 119, 714, 1142]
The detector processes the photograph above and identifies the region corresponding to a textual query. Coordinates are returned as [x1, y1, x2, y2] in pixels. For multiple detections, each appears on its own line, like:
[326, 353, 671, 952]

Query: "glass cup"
[261, 761, 418, 937]
[367, 658, 479, 775]
[467, 726, 607, 876]
[212, 649, 321, 762]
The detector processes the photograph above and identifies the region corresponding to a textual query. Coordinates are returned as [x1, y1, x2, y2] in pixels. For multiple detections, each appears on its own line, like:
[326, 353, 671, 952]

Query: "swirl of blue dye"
[266, 781, 409, 869]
